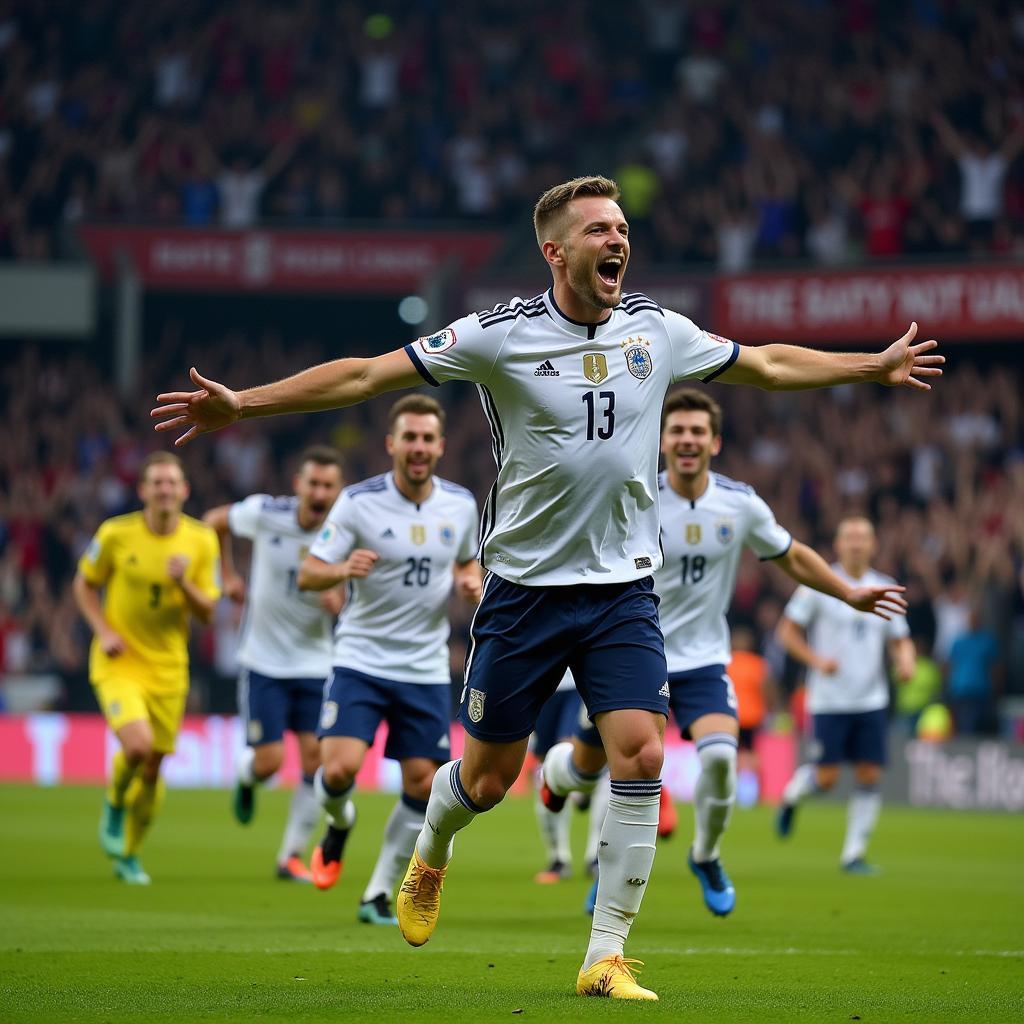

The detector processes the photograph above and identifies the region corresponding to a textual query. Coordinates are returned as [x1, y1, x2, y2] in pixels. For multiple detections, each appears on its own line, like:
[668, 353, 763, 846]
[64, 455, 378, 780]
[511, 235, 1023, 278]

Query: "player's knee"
[322, 756, 358, 791]
[816, 766, 840, 790]
[122, 738, 152, 765]
[613, 735, 664, 780]
[464, 771, 509, 811]
[253, 747, 284, 779]
[403, 769, 436, 802]
[854, 765, 883, 787]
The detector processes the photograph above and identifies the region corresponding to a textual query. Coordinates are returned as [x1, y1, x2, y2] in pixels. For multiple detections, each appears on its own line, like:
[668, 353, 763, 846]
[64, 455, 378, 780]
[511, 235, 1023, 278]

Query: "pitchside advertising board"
[0, 713, 796, 800]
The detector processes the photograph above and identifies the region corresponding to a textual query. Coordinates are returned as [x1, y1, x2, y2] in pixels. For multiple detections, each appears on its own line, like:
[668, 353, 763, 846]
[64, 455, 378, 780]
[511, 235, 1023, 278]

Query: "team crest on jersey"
[410, 524, 426, 545]
[715, 518, 735, 545]
[418, 328, 456, 354]
[439, 524, 456, 546]
[318, 523, 335, 544]
[582, 352, 608, 384]
[686, 523, 702, 544]
[247, 719, 263, 743]
[623, 337, 653, 380]
[320, 700, 339, 730]
[86, 537, 101, 563]
[467, 688, 486, 723]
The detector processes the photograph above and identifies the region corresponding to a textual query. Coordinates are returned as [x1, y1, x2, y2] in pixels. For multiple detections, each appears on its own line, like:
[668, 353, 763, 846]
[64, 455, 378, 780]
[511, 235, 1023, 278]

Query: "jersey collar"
[544, 288, 617, 340]
[387, 471, 437, 510]
[662, 469, 716, 510]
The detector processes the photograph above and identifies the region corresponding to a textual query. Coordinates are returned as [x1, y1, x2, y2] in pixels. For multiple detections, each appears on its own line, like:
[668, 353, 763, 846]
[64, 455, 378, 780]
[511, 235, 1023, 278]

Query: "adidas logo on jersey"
[658, 681, 670, 697]
[534, 359, 559, 376]
[380, 528, 395, 538]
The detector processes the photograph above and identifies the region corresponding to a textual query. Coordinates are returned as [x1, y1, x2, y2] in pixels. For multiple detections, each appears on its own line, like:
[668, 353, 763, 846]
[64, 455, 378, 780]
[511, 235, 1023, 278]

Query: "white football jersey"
[656, 472, 791, 673]
[405, 289, 738, 586]
[229, 494, 335, 679]
[310, 473, 478, 684]
[783, 565, 909, 713]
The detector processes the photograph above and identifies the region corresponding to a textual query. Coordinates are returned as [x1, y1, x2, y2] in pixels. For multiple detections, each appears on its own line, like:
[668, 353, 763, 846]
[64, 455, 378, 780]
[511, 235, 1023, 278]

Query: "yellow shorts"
[92, 675, 187, 754]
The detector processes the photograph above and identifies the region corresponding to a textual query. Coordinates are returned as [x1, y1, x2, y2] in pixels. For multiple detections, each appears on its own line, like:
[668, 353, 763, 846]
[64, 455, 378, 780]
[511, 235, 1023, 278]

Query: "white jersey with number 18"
[405, 288, 738, 587]
[656, 472, 792, 673]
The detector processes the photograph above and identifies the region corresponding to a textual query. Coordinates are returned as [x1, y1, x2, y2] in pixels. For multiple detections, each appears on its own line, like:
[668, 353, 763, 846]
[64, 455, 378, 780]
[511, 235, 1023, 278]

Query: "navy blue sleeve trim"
[403, 343, 440, 387]
[759, 534, 793, 562]
[700, 340, 740, 384]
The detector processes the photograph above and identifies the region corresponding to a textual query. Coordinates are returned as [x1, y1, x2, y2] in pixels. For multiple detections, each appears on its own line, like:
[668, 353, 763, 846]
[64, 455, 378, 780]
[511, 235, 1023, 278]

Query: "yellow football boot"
[576, 956, 658, 1001]
[396, 851, 446, 947]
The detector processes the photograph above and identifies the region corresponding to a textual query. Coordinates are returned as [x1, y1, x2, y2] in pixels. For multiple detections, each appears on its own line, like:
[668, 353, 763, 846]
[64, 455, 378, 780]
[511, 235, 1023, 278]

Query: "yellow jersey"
[78, 511, 221, 692]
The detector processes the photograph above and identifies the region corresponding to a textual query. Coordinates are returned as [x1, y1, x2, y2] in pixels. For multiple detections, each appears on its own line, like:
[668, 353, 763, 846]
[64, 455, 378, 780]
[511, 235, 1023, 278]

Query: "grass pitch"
[1, 784, 1021, 1023]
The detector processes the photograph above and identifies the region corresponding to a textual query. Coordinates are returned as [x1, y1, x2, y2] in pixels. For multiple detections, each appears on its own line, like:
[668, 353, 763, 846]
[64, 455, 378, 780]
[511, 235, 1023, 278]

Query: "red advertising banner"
[78, 226, 502, 293]
[712, 265, 1024, 342]
[0, 713, 794, 800]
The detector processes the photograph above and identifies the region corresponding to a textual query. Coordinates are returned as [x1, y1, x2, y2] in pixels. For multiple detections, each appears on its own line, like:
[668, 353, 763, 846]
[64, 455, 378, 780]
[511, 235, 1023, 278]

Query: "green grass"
[1, 784, 1022, 1023]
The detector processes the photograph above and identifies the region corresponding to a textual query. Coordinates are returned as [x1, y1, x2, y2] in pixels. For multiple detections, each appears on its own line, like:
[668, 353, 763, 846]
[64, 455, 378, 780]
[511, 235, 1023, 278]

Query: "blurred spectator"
[946, 608, 1001, 736]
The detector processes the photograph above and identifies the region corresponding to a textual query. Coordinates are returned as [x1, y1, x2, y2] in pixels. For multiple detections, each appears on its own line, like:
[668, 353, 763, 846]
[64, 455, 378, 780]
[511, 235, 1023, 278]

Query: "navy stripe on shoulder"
[260, 495, 298, 511]
[438, 479, 475, 500]
[700, 340, 740, 384]
[713, 473, 754, 494]
[346, 474, 388, 498]
[619, 291, 664, 316]
[404, 342, 440, 387]
[477, 294, 547, 328]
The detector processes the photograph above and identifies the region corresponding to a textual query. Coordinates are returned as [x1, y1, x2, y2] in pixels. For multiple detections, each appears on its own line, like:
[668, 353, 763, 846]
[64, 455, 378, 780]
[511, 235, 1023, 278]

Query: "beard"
[566, 252, 620, 310]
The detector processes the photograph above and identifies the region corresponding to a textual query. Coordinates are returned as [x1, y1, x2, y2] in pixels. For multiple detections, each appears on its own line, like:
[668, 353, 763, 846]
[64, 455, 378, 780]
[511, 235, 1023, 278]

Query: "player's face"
[562, 197, 630, 310]
[661, 410, 721, 480]
[294, 461, 343, 520]
[386, 413, 445, 487]
[835, 520, 876, 570]
[138, 463, 189, 515]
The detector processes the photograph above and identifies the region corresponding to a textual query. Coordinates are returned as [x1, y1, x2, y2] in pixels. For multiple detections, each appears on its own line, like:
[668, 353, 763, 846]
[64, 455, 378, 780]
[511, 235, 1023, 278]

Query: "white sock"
[276, 773, 321, 863]
[362, 794, 427, 902]
[841, 784, 882, 864]
[535, 780, 573, 865]
[543, 741, 604, 797]
[584, 773, 610, 867]
[783, 762, 820, 805]
[692, 733, 738, 862]
[236, 746, 257, 787]
[415, 759, 485, 869]
[313, 767, 356, 828]
[584, 778, 661, 971]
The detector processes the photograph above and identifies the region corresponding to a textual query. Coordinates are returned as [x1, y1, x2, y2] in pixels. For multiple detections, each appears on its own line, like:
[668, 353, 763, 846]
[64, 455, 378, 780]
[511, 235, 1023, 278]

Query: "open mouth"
[597, 256, 623, 287]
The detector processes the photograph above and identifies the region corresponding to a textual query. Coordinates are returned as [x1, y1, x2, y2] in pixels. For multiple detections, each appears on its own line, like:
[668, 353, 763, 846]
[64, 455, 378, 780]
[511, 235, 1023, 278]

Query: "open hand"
[152, 367, 241, 446]
[877, 323, 944, 391]
[846, 584, 907, 621]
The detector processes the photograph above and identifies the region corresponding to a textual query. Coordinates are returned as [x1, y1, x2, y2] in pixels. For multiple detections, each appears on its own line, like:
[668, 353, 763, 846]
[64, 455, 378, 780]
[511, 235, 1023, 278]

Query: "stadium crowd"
[1, 0, 1023, 266]
[1, 332, 1021, 735]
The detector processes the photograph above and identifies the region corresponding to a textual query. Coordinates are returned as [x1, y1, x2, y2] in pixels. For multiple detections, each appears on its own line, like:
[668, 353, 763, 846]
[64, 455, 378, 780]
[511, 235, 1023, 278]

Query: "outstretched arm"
[718, 322, 943, 392]
[152, 348, 423, 447]
[773, 541, 907, 620]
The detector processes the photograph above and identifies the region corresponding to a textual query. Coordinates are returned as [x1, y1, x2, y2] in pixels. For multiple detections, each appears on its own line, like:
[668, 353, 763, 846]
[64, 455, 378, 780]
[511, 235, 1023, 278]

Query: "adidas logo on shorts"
[534, 359, 559, 376]
[658, 681, 670, 697]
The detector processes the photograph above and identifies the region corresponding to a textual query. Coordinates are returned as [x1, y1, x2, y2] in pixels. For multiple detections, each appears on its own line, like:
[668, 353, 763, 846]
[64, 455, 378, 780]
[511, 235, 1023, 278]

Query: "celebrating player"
[73, 452, 220, 884]
[296, 395, 480, 925]
[542, 387, 907, 918]
[152, 175, 942, 1000]
[202, 446, 345, 881]
[776, 517, 916, 873]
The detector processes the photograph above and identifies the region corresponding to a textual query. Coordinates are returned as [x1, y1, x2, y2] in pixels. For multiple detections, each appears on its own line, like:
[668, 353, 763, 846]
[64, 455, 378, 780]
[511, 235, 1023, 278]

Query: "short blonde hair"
[533, 175, 621, 246]
[139, 451, 184, 483]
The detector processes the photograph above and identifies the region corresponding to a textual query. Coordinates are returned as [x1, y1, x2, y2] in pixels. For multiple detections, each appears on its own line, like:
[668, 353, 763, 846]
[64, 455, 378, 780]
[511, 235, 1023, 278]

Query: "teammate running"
[203, 446, 345, 881]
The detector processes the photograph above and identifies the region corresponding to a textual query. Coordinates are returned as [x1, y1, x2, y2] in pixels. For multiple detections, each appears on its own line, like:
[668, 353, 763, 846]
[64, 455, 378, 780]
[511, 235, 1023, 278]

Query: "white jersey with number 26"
[310, 473, 478, 685]
[405, 289, 738, 587]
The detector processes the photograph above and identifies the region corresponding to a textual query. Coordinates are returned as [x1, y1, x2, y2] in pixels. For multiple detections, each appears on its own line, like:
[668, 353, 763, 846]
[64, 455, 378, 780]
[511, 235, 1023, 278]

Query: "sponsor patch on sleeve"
[418, 328, 457, 354]
[707, 332, 734, 346]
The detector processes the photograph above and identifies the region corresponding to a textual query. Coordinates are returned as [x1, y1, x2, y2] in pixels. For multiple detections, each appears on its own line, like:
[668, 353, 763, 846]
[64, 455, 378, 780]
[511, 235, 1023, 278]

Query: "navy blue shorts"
[532, 689, 586, 758]
[812, 709, 888, 766]
[575, 663, 737, 747]
[238, 668, 325, 746]
[460, 574, 668, 744]
[668, 664, 738, 739]
[318, 666, 451, 763]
